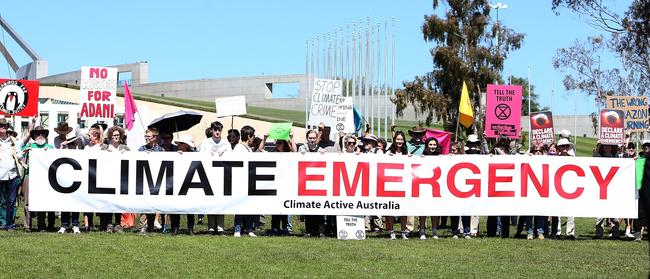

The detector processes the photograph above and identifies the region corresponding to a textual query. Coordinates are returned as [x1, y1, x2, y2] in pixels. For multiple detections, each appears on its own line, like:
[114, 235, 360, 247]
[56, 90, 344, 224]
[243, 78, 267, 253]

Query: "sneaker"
[453, 235, 459, 239]
[208, 228, 215, 235]
[57, 227, 66, 234]
[248, 232, 257, 237]
[139, 227, 147, 235]
[389, 232, 396, 240]
[72, 226, 81, 234]
[234, 231, 241, 238]
[567, 235, 575, 240]
[154, 220, 162, 229]
[420, 234, 426, 240]
[538, 234, 545, 240]
[432, 235, 439, 239]
[625, 232, 635, 238]
[464, 235, 471, 239]
[527, 234, 534, 240]
[197, 218, 203, 225]
[106, 224, 114, 233]
[401, 232, 409, 240]
[113, 225, 124, 233]
[216, 226, 225, 233]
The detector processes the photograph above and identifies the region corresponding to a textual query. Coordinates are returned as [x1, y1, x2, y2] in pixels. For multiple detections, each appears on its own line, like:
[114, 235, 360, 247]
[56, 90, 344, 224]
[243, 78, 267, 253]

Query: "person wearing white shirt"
[199, 121, 230, 234]
[233, 125, 257, 237]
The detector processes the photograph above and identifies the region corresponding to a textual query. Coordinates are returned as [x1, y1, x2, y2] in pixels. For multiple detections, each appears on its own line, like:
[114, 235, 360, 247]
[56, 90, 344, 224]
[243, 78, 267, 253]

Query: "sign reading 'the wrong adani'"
[605, 96, 649, 132]
[485, 84, 522, 139]
[309, 79, 345, 127]
[79, 66, 118, 121]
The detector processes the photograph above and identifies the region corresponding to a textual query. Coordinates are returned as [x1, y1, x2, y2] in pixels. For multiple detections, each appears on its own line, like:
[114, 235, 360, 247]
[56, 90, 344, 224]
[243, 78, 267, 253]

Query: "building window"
[39, 112, 49, 128]
[57, 112, 69, 124]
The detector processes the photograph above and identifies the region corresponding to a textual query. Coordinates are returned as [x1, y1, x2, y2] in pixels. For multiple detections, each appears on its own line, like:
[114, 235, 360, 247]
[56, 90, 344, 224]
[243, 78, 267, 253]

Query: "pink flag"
[424, 128, 453, 155]
[123, 81, 138, 131]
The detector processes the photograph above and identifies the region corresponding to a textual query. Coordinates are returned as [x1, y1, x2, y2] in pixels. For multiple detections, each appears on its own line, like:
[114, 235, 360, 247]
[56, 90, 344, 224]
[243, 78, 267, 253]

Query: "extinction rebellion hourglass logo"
[0, 80, 29, 114]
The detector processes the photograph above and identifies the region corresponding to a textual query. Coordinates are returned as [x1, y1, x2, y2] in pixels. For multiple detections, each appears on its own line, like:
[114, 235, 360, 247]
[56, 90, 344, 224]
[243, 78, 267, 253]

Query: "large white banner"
[28, 149, 637, 218]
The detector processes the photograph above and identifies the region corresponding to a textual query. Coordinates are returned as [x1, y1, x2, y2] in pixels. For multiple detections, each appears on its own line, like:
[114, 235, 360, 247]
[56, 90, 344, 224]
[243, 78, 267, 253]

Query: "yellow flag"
[459, 81, 474, 128]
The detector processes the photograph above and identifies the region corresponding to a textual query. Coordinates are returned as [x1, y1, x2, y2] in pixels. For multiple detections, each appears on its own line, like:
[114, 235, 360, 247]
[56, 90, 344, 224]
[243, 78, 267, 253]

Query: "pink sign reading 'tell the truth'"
[485, 84, 522, 139]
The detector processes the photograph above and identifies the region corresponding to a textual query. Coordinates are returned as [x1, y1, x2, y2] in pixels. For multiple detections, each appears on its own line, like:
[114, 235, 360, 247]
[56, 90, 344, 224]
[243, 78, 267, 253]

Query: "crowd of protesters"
[0, 117, 647, 242]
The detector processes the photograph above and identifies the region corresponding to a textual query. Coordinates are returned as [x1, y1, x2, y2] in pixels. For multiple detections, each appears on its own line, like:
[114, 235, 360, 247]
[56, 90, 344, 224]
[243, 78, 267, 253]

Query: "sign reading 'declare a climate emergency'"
[28, 150, 637, 218]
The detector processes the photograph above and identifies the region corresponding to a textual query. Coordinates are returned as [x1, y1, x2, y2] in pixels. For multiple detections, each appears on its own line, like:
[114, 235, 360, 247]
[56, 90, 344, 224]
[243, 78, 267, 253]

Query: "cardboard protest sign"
[215, 95, 247, 117]
[79, 66, 118, 120]
[0, 79, 39, 116]
[268, 122, 292, 141]
[605, 96, 649, 132]
[336, 216, 366, 240]
[485, 84, 522, 138]
[530, 111, 554, 145]
[599, 109, 625, 145]
[309, 79, 345, 127]
[335, 97, 355, 133]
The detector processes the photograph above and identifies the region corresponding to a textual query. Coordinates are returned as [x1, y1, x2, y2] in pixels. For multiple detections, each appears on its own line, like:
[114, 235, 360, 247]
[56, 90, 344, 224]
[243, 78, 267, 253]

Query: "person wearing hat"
[407, 126, 427, 155]
[549, 138, 577, 240]
[593, 141, 621, 239]
[0, 117, 31, 231]
[359, 134, 383, 154]
[21, 126, 56, 232]
[55, 122, 84, 234]
[168, 134, 196, 236]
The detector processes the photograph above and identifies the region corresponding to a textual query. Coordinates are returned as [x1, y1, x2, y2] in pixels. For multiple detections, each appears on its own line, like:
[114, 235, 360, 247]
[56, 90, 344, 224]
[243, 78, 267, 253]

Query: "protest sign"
[79, 66, 118, 120]
[530, 111, 554, 145]
[215, 95, 247, 117]
[268, 122, 292, 140]
[336, 216, 366, 240]
[0, 79, 39, 116]
[309, 79, 345, 127]
[29, 149, 636, 218]
[605, 96, 649, 132]
[485, 84, 522, 138]
[335, 97, 355, 133]
[599, 109, 625, 145]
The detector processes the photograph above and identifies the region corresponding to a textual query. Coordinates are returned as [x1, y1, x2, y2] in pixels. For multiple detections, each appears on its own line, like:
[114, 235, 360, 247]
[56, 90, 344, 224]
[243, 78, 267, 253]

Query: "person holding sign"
[594, 142, 621, 239]
[0, 118, 30, 232]
[137, 128, 164, 235]
[199, 121, 230, 235]
[260, 130, 296, 236]
[418, 137, 442, 240]
[169, 135, 197, 236]
[550, 138, 577, 240]
[233, 125, 258, 238]
[384, 131, 409, 240]
[23, 126, 55, 232]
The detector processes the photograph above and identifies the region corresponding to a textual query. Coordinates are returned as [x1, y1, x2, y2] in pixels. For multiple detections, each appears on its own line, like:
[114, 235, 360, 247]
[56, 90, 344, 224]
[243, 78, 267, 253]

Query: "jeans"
[521, 216, 545, 236]
[487, 216, 510, 237]
[61, 212, 80, 228]
[234, 215, 255, 233]
[0, 177, 21, 229]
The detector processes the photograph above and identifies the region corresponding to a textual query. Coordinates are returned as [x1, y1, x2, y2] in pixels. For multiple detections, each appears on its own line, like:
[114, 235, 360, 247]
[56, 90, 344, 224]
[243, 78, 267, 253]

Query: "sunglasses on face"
[0, 124, 7, 129]
[346, 141, 356, 145]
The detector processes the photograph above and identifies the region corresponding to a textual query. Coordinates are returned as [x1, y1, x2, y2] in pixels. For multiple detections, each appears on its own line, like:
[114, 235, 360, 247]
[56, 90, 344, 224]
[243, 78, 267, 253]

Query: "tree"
[509, 76, 548, 115]
[553, 36, 634, 103]
[552, 0, 649, 96]
[394, 0, 524, 132]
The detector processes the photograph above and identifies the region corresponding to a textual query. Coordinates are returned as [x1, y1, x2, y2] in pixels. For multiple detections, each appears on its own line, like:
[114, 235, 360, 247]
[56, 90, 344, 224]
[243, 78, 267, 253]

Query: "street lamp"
[489, 2, 508, 57]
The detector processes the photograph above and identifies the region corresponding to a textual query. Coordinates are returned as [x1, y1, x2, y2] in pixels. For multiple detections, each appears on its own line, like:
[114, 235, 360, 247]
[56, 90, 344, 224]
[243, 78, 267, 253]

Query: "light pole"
[489, 2, 508, 58]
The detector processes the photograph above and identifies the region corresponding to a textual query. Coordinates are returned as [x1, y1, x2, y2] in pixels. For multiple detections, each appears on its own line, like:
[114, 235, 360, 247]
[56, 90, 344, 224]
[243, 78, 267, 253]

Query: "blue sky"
[0, 1, 630, 116]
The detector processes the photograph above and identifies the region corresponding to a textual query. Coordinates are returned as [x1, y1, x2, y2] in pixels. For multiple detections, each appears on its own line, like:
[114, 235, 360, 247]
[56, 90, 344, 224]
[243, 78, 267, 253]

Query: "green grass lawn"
[0, 213, 648, 278]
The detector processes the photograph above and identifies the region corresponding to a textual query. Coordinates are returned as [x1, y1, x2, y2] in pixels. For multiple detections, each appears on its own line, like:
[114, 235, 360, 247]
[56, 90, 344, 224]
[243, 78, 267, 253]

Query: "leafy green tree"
[394, 0, 524, 133]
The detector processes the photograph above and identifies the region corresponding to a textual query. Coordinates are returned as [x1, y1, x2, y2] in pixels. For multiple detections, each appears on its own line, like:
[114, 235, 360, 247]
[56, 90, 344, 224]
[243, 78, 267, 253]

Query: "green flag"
[636, 157, 646, 190]
[268, 122, 292, 141]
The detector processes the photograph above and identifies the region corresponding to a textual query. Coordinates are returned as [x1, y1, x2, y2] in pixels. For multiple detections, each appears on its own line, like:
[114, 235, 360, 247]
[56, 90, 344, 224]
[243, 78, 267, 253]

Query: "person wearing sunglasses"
[21, 126, 55, 232]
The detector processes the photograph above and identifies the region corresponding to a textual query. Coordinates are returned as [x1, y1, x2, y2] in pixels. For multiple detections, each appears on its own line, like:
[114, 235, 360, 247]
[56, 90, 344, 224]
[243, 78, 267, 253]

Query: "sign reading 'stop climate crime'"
[309, 79, 346, 127]
[79, 66, 118, 120]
